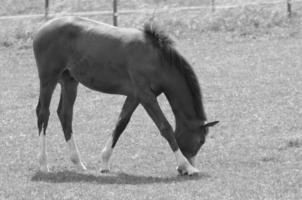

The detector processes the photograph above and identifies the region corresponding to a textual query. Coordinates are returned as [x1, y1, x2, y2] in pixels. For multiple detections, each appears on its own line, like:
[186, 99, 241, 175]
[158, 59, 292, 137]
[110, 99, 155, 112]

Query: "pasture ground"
[0, 0, 284, 16]
[0, 2, 302, 200]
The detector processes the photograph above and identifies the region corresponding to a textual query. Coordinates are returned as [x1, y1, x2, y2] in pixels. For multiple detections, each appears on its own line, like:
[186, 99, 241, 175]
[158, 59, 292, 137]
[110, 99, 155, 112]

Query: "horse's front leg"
[100, 96, 139, 173]
[138, 90, 199, 176]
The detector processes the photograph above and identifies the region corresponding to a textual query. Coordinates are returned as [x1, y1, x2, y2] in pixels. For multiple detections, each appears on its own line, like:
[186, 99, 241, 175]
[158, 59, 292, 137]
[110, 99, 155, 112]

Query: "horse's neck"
[164, 77, 203, 131]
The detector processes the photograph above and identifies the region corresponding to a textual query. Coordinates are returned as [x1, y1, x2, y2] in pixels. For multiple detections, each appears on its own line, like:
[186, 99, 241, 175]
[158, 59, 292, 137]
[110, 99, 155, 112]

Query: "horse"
[33, 16, 219, 176]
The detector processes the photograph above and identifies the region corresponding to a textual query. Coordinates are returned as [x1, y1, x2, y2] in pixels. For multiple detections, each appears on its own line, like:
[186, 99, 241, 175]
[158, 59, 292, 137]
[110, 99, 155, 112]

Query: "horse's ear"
[203, 121, 219, 128]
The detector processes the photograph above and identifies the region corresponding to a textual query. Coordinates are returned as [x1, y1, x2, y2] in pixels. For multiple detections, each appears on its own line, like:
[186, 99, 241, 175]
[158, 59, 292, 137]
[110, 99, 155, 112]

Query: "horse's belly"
[69, 59, 131, 95]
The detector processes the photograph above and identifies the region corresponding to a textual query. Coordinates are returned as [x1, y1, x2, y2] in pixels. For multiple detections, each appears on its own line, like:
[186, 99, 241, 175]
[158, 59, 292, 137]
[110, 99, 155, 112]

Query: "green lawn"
[0, 20, 301, 199]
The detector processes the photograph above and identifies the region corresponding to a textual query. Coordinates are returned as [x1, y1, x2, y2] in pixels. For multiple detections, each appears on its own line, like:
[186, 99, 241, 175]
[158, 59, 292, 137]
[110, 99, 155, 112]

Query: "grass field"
[0, 0, 298, 16]
[1, 2, 302, 200]
[1, 29, 302, 200]
[1, 0, 210, 16]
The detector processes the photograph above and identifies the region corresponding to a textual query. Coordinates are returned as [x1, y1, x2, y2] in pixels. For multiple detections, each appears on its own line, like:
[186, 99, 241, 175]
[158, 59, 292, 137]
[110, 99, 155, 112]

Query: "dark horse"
[33, 16, 218, 176]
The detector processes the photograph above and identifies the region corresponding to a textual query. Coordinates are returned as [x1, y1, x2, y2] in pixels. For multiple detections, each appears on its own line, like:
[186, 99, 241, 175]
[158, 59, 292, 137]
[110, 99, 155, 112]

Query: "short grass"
[0, 16, 302, 199]
[1, 2, 302, 199]
[1, 2, 301, 50]
[0, 0, 211, 16]
[0, 0, 299, 16]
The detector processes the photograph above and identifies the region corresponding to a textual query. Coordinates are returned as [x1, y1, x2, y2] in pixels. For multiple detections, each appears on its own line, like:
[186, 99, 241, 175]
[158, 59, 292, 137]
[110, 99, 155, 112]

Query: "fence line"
[0, 0, 302, 21]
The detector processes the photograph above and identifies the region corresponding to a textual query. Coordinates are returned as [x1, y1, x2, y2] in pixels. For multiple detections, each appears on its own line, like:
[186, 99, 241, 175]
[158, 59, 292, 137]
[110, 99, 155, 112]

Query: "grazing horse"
[33, 16, 219, 176]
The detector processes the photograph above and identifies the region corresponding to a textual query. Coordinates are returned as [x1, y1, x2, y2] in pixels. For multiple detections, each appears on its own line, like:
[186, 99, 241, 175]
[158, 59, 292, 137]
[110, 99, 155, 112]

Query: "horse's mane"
[144, 23, 207, 121]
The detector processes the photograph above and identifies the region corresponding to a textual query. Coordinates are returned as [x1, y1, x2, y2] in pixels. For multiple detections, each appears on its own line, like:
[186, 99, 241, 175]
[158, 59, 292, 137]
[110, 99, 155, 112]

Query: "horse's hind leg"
[100, 96, 138, 173]
[36, 79, 57, 172]
[57, 70, 86, 170]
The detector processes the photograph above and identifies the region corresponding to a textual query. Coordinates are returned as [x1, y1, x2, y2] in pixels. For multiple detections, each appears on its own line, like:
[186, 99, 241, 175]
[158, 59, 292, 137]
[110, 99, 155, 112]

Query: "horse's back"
[33, 17, 165, 96]
[33, 17, 148, 64]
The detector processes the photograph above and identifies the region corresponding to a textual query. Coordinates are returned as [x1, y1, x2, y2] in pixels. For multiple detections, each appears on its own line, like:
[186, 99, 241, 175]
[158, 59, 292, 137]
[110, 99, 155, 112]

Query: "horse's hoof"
[70, 154, 87, 171]
[38, 154, 49, 172]
[188, 171, 199, 177]
[100, 168, 110, 173]
[100, 161, 110, 174]
[177, 166, 188, 176]
[39, 164, 50, 172]
[177, 164, 200, 176]
[76, 162, 87, 171]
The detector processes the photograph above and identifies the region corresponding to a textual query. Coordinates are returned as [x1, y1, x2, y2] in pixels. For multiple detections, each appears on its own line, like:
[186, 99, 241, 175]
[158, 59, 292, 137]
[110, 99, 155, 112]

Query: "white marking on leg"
[100, 137, 113, 173]
[38, 134, 49, 172]
[174, 149, 199, 176]
[189, 155, 196, 167]
[174, 149, 188, 166]
[67, 135, 87, 170]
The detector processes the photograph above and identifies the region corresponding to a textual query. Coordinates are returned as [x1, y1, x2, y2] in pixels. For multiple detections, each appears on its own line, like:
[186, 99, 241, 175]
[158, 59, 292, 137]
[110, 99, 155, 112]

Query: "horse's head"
[176, 121, 219, 165]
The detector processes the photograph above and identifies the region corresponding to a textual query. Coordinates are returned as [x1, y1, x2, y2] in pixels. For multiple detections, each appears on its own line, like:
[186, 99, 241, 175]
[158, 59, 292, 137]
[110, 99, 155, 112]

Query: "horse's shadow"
[31, 170, 210, 185]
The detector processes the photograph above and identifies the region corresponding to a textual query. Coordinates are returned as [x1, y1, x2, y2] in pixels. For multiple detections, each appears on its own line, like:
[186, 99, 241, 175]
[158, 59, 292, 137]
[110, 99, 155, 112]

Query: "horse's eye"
[200, 137, 205, 145]
[203, 127, 209, 136]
